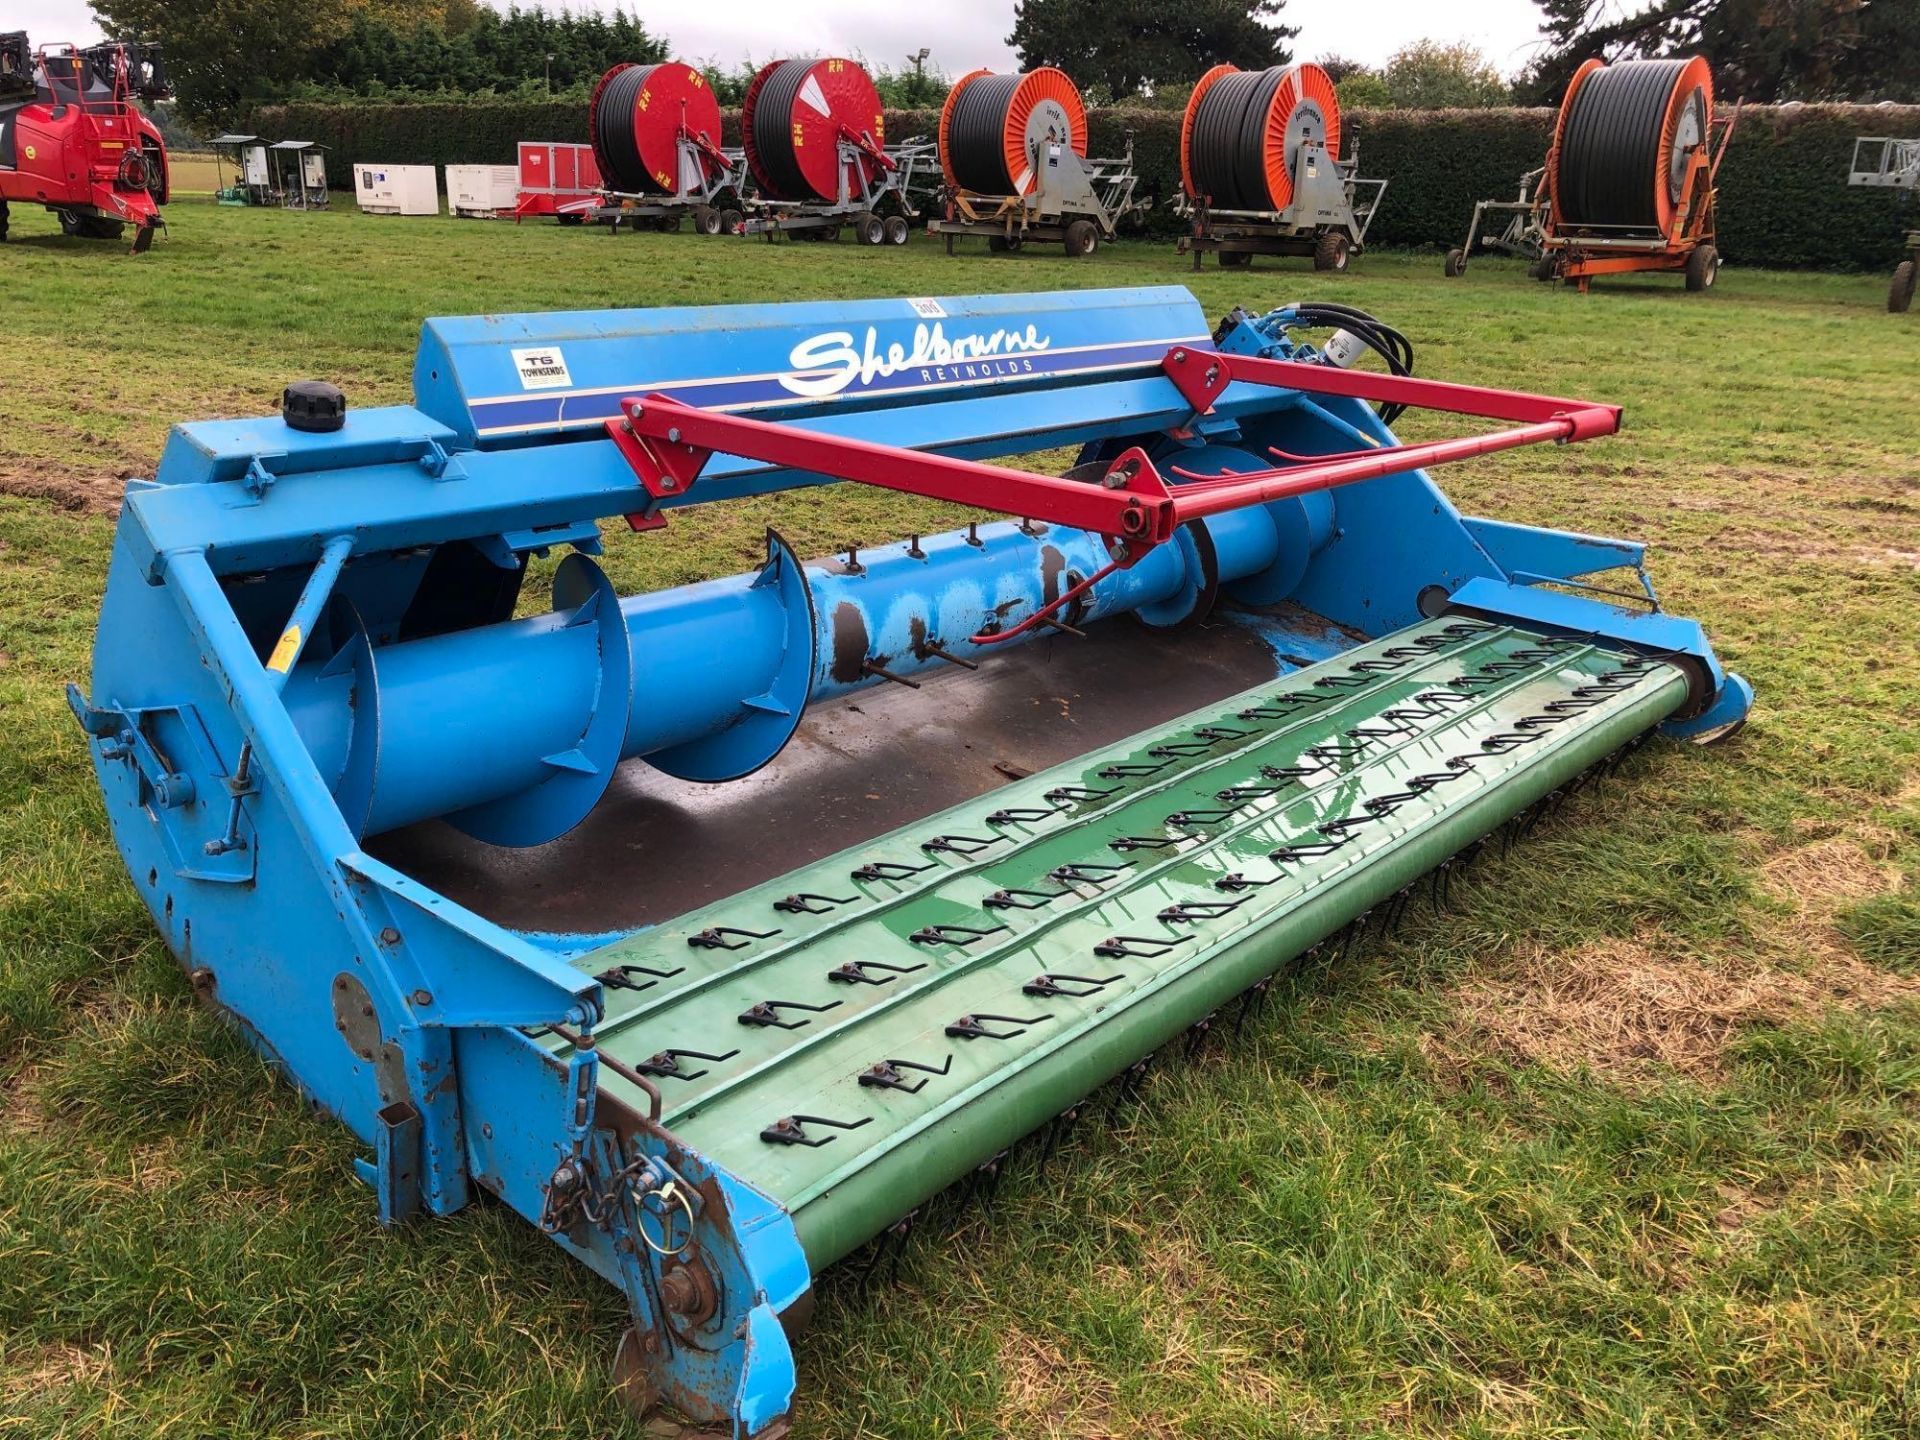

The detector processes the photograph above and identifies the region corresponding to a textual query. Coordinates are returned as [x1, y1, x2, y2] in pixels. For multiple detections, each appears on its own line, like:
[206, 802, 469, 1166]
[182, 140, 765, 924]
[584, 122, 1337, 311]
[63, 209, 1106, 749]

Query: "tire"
[1531, 256, 1558, 282]
[1684, 242, 1717, 292]
[720, 207, 744, 235]
[884, 214, 910, 246]
[1443, 247, 1466, 278]
[655, 214, 683, 233]
[0, 198, 8, 243]
[987, 234, 1011, 253]
[558, 213, 585, 227]
[820, 224, 841, 244]
[1313, 230, 1351, 272]
[59, 210, 125, 240]
[693, 205, 719, 235]
[1064, 218, 1098, 258]
[1219, 249, 1252, 268]
[1889, 260, 1915, 314]
[855, 211, 884, 246]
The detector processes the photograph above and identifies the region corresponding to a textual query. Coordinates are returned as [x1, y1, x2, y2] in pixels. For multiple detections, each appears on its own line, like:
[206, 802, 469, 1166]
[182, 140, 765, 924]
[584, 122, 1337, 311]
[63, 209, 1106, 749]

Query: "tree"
[1007, 0, 1296, 103]
[1379, 40, 1510, 108]
[1334, 69, 1393, 110]
[1520, 0, 1920, 103]
[1313, 54, 1372, 84]
[93, 0, 667, 120]
[878, 48, 948, 108]
[93, 0, 354, 120]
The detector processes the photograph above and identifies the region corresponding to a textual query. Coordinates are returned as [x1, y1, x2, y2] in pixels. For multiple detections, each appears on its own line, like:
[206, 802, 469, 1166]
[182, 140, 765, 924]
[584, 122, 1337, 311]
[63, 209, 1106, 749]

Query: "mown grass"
[1, 198, 1916, 1438]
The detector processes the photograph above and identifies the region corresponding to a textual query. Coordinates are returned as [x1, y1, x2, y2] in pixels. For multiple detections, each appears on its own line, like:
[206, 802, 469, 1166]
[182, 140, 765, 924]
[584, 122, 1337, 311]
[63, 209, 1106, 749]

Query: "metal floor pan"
[370, 617, 1289, 934]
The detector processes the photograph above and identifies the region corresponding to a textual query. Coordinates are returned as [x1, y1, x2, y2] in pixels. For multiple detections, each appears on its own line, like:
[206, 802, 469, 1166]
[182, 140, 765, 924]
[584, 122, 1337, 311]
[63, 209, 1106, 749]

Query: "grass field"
[2, 197, 1917, 1439]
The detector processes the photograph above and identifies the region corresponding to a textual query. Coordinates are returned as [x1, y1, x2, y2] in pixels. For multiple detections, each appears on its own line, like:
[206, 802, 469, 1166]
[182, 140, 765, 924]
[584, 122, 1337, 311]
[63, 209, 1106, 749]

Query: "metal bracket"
[241, 452, 284, 501]
[416, 437, 468, 482]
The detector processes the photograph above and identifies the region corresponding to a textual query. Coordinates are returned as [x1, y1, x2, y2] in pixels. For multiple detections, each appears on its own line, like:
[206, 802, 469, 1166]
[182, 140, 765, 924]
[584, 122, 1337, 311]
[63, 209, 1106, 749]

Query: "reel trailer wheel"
[1444, 247, 1466, 277]
[1313, 230, 1351, 272]
[1890, 259, 1915, 314]
[883, 214, 910, 245]
[1684, 242, 1718, 291]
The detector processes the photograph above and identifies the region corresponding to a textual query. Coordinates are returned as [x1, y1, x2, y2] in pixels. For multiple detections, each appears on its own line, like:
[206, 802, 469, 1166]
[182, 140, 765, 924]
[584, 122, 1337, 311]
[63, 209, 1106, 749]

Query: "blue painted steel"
[413, 287, 1215, 446]
[646, 531, 817, 784]
[153, 406, 462, 489]
[448, 553, 635, 847]
[274, 508, 1296, 840]
[1459, 515, 1645, 581]
[71, 284, 1752, 1437]
[1443, 575, 1753, 736]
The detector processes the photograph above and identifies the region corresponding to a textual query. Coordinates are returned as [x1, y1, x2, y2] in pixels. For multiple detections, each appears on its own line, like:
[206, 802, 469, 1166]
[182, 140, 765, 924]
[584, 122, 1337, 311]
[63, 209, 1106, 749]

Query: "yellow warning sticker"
[267, 625, 302, 673]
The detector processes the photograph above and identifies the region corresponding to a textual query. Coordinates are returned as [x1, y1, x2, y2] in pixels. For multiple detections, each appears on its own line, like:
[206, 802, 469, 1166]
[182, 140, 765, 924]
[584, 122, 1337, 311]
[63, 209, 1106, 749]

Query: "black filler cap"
[282, 379, 347, 434]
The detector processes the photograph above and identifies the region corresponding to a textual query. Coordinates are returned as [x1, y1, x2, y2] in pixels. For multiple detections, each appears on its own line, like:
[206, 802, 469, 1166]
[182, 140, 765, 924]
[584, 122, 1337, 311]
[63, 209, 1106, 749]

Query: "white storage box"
[354, 164, 439, 216]
[445, 164, 520, 218]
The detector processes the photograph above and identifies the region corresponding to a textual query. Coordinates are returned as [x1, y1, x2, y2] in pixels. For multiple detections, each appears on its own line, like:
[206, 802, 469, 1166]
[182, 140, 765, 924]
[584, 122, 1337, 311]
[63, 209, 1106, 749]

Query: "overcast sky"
[36, 0, 1552, 78]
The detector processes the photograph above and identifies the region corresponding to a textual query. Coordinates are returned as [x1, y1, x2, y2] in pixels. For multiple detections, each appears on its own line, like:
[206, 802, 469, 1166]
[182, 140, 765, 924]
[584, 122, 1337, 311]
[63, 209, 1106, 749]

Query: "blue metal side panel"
[412, 287, 1215, 447]
[1230, 393, 1505, 637]
[123, 375, 1299, 580]
[154, 407, 458, 488]
[1460, 516, 1645, 580]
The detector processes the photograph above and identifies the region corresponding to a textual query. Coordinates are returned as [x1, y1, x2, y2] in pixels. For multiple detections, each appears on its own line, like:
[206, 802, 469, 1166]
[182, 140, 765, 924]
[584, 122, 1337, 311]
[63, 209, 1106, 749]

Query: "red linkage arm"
[604, 347, 1623, 561]
[608, 394, 1178, 555]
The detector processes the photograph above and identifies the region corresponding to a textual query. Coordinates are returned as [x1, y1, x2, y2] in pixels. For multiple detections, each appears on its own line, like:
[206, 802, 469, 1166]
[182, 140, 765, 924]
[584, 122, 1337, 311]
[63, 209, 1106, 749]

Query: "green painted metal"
[559, 619, 1687, 1268]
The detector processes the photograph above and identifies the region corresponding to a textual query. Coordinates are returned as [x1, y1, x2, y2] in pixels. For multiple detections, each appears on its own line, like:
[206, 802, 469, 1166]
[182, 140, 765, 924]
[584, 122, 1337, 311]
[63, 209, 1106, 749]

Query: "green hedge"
[251, 99, 1920, 268]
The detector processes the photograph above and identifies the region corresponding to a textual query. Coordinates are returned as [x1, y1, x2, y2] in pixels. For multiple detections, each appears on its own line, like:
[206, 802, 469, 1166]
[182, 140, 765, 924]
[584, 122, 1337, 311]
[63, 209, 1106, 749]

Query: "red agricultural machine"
[583, 61, 748, 234]
[737, 57, 935, 243]
[0, 32, 170, 252]
[1446, 57, 1734, 293]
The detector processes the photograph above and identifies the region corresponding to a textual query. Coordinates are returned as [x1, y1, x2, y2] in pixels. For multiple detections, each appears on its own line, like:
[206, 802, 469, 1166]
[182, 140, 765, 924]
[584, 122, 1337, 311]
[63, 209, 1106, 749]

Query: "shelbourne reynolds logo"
[779, 321, 1052, 399]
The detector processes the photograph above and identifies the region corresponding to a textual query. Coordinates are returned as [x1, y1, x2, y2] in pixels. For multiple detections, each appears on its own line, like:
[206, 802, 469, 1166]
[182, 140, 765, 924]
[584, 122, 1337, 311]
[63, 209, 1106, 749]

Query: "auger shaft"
[279, 503, 1298, 841]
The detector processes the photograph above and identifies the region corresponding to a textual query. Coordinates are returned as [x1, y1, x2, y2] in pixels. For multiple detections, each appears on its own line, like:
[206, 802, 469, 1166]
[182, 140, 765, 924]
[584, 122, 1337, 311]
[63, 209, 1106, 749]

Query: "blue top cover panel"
[411, 287, 1214, 448]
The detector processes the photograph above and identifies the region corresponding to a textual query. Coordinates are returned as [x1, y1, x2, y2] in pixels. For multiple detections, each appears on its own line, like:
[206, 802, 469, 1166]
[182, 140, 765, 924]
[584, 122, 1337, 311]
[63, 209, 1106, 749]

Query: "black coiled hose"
[1556, 59, 1690, 229]
[592, 63, 661, 194]
[1286, 302, 1416, 424]
[1188, 67, 1287, 210]
[748, 60, 815, 201]
[947, 73, 1026, 194]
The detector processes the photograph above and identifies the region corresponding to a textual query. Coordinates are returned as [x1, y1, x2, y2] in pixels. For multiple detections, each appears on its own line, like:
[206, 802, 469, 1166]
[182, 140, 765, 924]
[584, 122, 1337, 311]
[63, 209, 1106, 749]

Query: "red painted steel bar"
[1165, 417, 1588, 519]
[605, 346, 1623, 558]
[1159, 345, 1622, 440]
[609, 394, 1177, 546]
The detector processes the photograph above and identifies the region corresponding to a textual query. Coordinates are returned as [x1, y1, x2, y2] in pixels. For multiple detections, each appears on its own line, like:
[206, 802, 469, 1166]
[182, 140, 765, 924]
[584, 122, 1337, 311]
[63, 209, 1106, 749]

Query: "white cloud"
[31, 0, 1549, 79]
